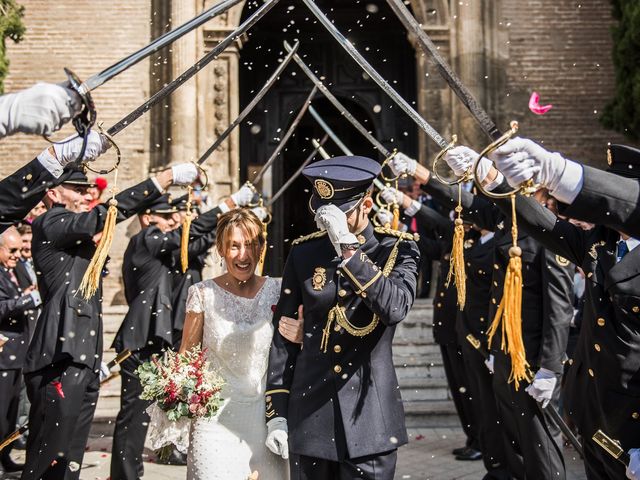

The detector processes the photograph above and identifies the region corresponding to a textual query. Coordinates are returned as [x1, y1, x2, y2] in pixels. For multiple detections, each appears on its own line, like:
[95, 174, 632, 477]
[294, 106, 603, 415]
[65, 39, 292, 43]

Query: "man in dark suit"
[0, 132, 108, 234]
[21, 162, 198, 480]
[110, 185, 255, 479]
[265, 156, 420, 480]
[381, 186, 482, 462]
[14, 224, 37, 289]
[389, 153, 573, 480]
[490, 143, 640, 480]
[0, 226, 41, 476]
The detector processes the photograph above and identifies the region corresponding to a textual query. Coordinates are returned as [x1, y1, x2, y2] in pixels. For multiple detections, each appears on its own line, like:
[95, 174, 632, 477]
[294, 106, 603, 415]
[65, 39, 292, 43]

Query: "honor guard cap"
[607, 144, 640, 179]
[56, 166, 96, 188]
[170, 194, 200, 214]
[144, 194, 177, 214]
[303, 156, 381, 213]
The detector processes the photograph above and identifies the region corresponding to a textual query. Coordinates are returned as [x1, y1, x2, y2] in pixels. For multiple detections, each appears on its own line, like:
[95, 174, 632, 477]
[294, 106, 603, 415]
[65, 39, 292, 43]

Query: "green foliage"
[0, 0, 25, 94]
[601, 0, 640, 139]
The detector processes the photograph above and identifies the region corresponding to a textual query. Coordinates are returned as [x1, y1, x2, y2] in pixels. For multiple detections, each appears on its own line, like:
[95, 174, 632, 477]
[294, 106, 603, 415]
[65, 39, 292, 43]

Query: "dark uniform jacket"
[558, 165, 640, 238]
[422, 178, 574, 373]
[0, 267, 39, 369]
[504, 189, 640, 461]
[411, 204, 457, 345]
[113, 207, 221, 353]
[25, 178, 161, 374]
[266, 222, 420, 461]
[0, 158, 56, 233]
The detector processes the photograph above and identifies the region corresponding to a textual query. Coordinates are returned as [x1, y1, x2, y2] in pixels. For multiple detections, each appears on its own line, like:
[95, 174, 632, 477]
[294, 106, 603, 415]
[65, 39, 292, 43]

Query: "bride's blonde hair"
[215, 208, 265, 261]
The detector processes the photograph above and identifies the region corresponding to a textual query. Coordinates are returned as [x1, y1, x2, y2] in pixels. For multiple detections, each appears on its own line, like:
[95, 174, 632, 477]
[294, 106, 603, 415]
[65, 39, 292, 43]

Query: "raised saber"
[0, 349, 133, 452]
[266, 135, 328, 207]
[81, 0, 243, 92]
[385, 0, 500, 140]
[196, 41, 299, 165]
[251, 86, 318, 185]
[301, 0, 449, 150]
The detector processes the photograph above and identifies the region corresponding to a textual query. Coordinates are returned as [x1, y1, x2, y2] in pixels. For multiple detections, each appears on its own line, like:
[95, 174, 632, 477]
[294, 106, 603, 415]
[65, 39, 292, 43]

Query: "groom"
[265, 156, 420, 479]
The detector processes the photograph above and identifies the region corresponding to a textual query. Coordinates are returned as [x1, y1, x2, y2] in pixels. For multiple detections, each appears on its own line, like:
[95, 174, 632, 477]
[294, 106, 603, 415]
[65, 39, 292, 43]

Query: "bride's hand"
[279, 305, 304, 344]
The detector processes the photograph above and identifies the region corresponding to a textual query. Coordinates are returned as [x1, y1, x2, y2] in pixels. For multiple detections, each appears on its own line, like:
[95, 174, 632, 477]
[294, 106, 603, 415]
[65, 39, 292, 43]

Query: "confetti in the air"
[528, 91, 553, 115]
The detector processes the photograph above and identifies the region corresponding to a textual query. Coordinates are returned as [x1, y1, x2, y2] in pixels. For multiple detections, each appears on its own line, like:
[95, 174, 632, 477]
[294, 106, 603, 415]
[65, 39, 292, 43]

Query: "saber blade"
[385, 0, 501, 140]
[108, 0, 279, 136]
[197, 41, 299, 165]
[301, 0, 448, 149]
[83, 0, 243, 91]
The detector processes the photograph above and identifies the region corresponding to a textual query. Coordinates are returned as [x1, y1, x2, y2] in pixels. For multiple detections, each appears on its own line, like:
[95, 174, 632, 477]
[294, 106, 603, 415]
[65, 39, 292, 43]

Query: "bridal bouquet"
[136, 346, 225, 453]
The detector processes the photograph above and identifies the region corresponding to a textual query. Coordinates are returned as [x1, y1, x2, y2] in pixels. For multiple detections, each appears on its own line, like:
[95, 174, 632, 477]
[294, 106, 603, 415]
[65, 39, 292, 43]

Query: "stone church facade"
[0, 0, 628, 302]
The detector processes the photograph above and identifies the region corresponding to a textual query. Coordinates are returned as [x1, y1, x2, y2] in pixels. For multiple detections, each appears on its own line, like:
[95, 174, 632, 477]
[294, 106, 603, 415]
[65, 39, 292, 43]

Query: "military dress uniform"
[0, 266, 40, 472]
[110, 195, 221, 480]
[422, 177, 574, 480]
[408, 202, 480, 458]
[266, 157, 420, 480]
[22, 168, 161, 480]
[499, 145, 640, 479]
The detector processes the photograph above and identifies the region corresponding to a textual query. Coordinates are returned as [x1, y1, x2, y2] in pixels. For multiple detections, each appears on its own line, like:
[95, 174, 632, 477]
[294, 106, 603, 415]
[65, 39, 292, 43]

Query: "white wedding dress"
[185, 277, 289, 480]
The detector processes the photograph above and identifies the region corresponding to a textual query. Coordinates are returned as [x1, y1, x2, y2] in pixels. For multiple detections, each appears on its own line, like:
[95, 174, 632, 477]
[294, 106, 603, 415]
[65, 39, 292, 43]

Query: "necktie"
[616, 240, 629, 262]
[8, 269, 19, 287]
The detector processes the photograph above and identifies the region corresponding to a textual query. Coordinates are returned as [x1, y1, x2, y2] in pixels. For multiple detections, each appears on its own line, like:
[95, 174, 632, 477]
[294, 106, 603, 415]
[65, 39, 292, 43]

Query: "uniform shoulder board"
[374, 226, 419, 242]
[291, 230, 327, 245]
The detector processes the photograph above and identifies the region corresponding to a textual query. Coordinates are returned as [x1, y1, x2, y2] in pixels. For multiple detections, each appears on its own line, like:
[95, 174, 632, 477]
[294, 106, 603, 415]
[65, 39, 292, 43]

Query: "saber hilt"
[0, 424, 27, 452]
[593, 430, 630, 466]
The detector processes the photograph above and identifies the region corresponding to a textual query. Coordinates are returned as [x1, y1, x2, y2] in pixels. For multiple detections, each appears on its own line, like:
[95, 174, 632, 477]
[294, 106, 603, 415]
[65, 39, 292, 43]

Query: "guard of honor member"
[381, 186, 481, 462]
[21, 162, 196, 480]
[110, 183, 255, 480]
[0, 131, 108, 234]
[0, 227, 41, 476]
[487, 141, 640, 480]
[388, 153, 574, 480]
[265, 156, 420, 480]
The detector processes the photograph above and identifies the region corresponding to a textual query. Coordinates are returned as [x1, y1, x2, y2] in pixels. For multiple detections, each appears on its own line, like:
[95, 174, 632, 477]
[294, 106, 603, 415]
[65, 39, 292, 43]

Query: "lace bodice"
[186, 277, 281, 401]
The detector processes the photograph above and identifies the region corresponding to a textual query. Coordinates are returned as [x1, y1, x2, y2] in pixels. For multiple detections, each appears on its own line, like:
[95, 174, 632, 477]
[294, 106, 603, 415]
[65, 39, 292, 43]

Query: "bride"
[178, 209, 302, 480]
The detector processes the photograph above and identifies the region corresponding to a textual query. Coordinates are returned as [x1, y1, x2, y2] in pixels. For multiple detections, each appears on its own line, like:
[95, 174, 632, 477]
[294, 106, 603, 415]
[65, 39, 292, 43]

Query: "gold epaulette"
[374, 226, 419, 242]
[291, 230, 328, 245]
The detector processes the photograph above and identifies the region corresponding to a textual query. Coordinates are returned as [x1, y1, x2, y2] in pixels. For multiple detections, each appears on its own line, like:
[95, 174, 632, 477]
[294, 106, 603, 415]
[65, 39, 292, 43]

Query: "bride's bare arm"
[179, 311, 204, 354]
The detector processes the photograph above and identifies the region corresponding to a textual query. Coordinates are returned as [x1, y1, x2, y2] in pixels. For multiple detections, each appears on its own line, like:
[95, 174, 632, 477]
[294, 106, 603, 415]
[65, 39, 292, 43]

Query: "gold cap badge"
[314, 179, 334, 199]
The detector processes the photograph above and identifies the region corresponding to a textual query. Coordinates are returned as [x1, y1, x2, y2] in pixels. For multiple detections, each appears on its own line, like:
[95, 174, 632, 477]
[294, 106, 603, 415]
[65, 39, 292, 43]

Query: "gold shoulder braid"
[292, 230, 327, 245]
[374, 225, 419, 242]
[320, 237, 402, 352]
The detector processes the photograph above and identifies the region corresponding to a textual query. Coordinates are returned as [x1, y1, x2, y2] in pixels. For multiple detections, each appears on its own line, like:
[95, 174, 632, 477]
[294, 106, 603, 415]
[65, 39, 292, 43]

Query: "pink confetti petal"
[529, 91, 553, 115]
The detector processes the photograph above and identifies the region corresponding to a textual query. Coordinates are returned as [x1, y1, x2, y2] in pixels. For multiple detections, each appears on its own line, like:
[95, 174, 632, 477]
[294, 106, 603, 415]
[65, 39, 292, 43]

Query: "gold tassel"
[78, 170, 119, 300]
[486, 195, 530, 390]
[391, 203, 400, 230]
[446, 183, 467, 310]
[180, 186, 193, 273]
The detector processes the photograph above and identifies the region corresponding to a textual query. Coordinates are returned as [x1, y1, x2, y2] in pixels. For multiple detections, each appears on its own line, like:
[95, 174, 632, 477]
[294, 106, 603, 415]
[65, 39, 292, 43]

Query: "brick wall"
[494, 0, 631, 166]
[0, 1, 153, 303]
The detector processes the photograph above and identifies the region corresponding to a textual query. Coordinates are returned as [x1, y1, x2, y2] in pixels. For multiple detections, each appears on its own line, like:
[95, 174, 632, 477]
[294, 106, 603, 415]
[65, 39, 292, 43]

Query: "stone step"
[403, 400, 461, 428]
[398, 377, 450, 402]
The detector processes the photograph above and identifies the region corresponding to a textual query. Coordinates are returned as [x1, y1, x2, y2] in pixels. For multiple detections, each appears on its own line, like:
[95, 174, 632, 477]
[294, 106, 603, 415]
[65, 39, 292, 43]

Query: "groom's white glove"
[265, 417, 289, 459]
[315, 204, 358, 257]
[627, 448, 640, 480]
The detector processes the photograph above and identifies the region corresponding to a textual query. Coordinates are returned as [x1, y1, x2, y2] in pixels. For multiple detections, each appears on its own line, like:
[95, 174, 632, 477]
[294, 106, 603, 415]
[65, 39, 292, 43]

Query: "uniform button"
[361, 292, 367, 298]
[633, 306, 640, 313]
[143, 190, 149, 196]
[26, 173, 32, 181]
[357, 235, 366, 244]
[436, 303, 442, 308]
[266, 396, 272, 402]
[494, 264, 499, 270]
[334, 325, 341, 332]
[594, 344, 601, 352]
[440, 292, 445, 297]
[338, 289, 347, 297]
[597, 318, 605, 327]
[334, 345, 342, 353]
[568, 359, 574, 365]
[588, 369, 594, 377]
[334, 365, 342, 373]
[632, 412, 639, 420]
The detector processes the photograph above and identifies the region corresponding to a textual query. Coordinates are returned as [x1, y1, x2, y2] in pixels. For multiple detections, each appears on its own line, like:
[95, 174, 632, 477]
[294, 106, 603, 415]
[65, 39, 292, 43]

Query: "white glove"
[315, 204, 358, 257]
[525, 367, 557, 408]
[484, 354, 494, 374]
[265, 417, 289, 459]
[443, 146, 494, 183]
[99, 362, 110, 382]
[251, 206, 268, 222]
[491, 137, 566, 190]
[231, 184, 255, 207]
[171, 163, 198, 186]
[0, 82, 82, 138]
[36, 131, 110, 178]
[375, 208, 394, 226]
[388, 152, 417, 177]
[380, 186, 403, 205]
[627, 449, 640, 480]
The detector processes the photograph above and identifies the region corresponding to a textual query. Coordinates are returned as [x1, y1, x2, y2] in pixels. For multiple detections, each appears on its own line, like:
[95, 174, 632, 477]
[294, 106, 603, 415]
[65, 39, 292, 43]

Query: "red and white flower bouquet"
[136, 346, 224, 452]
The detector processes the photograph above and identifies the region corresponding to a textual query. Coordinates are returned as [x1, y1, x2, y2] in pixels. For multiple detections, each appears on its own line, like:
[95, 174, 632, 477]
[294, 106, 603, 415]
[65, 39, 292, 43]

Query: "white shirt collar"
[480, 231, 495, 244]
[623, 237, 640, 253]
